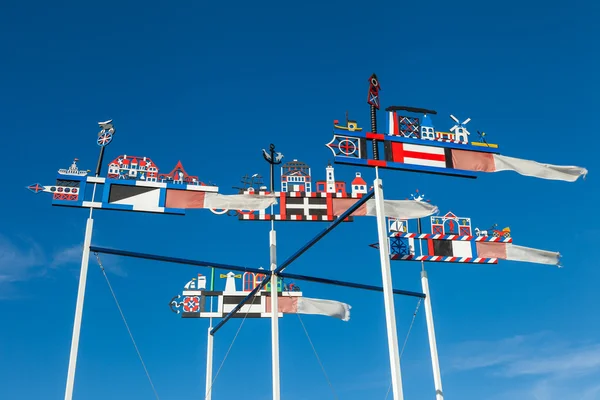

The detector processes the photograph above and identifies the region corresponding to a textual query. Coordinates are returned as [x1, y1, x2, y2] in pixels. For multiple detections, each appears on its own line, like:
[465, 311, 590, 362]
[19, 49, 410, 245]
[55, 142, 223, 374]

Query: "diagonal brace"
[90, 244, 424, 297]
[211, 189, 375, 335]
[275, 189, 375, 273]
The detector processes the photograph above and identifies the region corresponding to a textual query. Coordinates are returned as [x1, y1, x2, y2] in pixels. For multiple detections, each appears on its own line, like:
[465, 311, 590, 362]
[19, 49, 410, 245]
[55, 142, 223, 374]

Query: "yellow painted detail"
[334, 121, 363, 132]
[471, 142, 499, 148]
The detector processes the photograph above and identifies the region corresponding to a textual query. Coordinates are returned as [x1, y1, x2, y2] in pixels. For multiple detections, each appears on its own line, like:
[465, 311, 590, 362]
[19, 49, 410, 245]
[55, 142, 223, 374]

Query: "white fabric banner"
[204, 193, 277, 210]
[493, 154, 588, 182]
[365, 199, 438, 220]
[296, 297, 351, 321]
[506, 243, 561, 266]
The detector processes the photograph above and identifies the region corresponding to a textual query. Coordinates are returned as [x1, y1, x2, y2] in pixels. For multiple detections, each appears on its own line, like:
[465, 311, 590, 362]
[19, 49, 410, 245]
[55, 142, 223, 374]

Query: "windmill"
[449, 114, 471, 143]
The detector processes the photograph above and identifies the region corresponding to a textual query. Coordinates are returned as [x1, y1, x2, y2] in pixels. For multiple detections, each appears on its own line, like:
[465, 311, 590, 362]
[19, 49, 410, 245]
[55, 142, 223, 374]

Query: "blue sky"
[1, 0, 599, 399]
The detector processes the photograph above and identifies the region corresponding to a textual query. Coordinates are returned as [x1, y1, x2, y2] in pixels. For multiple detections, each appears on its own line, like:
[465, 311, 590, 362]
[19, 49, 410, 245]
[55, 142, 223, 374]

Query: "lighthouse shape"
[224, 272, 238, 293]
[326, 163, 335, 193]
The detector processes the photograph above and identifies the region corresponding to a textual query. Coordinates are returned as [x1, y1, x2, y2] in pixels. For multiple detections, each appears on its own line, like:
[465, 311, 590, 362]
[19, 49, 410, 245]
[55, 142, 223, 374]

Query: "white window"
[421, 127, 435, 140]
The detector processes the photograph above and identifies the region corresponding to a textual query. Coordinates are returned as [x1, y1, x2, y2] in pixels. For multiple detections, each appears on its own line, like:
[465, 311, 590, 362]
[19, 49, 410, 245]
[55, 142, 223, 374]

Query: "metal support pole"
[266, 144, 281, 400]
[205, 325, 214, 400]
[373, 172, 404, 400]
[270, 229, 280, 400]
[421, 270, 443, 399]
[205, 270, 215, 400]
[417, 213, 444, 399]
[64, 217, 93, 400]
[64, 120, 112, 400]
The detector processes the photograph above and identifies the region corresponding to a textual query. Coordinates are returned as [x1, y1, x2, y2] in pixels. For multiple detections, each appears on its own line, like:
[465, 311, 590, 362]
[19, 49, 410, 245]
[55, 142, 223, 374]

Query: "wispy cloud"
[448, 332, 600, 399]
[448, 331, 600, 378]
[503, 343, 600, 378]
[0, 234, 46, 283]
[50, 244, 84, 268]
[0, 235, 127, 298]
[96, 255, 128, 278]
[50, 243, 127, 277]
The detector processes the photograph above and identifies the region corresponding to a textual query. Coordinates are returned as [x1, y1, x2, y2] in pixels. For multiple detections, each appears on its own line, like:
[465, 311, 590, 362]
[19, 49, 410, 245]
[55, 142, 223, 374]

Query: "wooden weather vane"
[384, 206, 562, 266]
[325, 74, 587, 182]
[231, 156, 377, 223]
[27, 120, 275, 216]
[169, 269, 351, 320]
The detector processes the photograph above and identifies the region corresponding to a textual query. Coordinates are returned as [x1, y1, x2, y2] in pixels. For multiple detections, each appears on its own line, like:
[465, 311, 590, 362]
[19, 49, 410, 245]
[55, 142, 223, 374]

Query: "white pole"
[205, 271, 216, 400]
[270, 228, 280, 400]
[205, 325, 214, 400]
[373, 172, 404, 400]
[64, 216, 94, 400]
[421, 270, 443, 399]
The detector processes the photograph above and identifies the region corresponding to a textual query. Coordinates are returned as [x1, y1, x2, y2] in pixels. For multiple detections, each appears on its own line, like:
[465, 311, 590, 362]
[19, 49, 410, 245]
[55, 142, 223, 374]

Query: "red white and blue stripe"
[391, 233, 512, 243]
[391, 254, 498, 263]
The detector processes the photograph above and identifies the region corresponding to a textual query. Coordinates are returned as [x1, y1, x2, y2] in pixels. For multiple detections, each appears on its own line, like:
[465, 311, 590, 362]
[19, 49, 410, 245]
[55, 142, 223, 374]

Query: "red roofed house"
[158, 161, 202, 185]
[107, 155, 159, 181]
[350, 172, 367, 196]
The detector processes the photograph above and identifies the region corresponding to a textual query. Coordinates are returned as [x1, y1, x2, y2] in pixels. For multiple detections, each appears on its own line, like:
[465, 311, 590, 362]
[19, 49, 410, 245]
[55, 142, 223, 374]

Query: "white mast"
[413, 192, 444, 400]
[206, 274, 215, 400]
[270, 227, 280, 400]
[373, 168, 404, 400]
[421, 270, 443, 399]
[64, 216, 94, 400]
[64, 120, 114, 400]
[205, 325, 214, 400]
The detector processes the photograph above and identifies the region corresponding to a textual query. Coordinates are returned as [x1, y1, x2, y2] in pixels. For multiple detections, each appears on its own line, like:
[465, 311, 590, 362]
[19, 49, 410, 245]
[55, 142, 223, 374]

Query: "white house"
[420, 114, 435, 141]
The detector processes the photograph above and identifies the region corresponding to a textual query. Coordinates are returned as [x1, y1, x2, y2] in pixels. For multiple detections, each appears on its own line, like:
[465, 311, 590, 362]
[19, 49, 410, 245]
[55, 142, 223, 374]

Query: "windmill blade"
[462, 117, 471, 125]
[450, 114, 460, 124]
[450, 125, 457, 132]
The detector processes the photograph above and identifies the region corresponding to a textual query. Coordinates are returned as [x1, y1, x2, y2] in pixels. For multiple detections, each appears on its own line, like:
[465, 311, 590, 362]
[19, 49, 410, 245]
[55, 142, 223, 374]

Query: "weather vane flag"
[209, 156, 438, 222]
[27, 121, 277, 215]
[384, 204, 561, 267]
[326, 76, 588, 182]
[169, 271, 351, 321]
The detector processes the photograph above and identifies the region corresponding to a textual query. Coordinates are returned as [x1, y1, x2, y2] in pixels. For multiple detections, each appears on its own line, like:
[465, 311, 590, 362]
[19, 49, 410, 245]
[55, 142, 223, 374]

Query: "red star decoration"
[27, 183, 44, 194]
